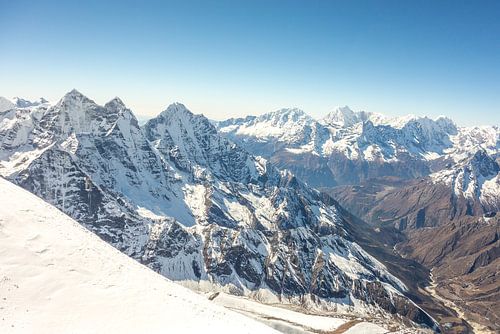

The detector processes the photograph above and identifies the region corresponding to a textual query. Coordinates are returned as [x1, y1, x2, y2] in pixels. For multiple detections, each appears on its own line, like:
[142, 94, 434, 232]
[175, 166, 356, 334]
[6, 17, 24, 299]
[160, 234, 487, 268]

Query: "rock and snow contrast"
[0, 91, 438, 332]
[216, 106, 499, 188]
[0, 177, 279, 334]
[219, 106, 499, 332]
[430, 149, 500, 210]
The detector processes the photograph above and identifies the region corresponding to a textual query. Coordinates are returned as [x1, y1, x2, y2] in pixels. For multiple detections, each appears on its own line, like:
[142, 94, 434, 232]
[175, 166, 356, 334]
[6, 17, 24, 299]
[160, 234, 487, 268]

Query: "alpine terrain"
[0, 92, 443, 333]
[217, 106, 500, 333]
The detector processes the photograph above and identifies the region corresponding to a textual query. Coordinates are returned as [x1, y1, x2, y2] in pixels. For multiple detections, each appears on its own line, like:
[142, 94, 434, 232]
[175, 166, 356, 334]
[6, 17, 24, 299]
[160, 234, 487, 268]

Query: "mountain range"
[0, 91, 443, 332]
[216, 106, 498, 188]
[1, 92, 498, 333]
[216, 105, 499, 332]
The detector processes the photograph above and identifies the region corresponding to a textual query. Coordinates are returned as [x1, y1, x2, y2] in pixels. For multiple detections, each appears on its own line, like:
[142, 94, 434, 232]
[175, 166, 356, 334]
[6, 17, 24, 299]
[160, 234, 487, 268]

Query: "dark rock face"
[0, 92, 437, 329]
[270, 151, 338, 187]
[265, 150, 431, 188]
[352, 280, 432, 326]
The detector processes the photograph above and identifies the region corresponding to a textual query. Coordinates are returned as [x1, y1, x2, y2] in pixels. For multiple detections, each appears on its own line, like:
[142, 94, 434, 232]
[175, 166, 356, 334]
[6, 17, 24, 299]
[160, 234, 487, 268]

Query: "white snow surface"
[0, 97, 16, 113]
[212, 293, 347, 332]
[344, 322, 388, 333]
[0, 177, 278, 334]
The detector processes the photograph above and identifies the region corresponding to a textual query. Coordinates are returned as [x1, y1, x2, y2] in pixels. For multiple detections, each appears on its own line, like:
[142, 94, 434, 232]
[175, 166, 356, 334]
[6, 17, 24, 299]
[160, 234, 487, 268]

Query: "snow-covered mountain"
[217, 105, 500, 332]
[322, 106, 387, 128]
[220, 105, 500, 225]
[0, 91, 436, 330]
[0, 96, 49, 112]
[216, 106, 499, 187]
[431, 149, 500, 211]
[0, 176, 280, 334]
[0, 97, 16, 112]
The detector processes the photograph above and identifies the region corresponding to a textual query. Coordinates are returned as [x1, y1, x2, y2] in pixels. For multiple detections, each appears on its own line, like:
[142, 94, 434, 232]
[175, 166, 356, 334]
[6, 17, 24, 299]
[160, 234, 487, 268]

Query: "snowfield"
[0, 177, 278, 334]
[207, 292, 393, 333]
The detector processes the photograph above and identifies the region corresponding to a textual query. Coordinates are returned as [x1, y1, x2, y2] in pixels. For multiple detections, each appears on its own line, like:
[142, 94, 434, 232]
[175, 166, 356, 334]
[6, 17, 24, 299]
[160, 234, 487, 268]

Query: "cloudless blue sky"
[0, 0, 499, 125]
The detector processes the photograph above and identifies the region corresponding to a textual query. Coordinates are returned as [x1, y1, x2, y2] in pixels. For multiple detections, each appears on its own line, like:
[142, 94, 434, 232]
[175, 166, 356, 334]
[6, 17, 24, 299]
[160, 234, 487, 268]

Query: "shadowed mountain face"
[0, 92, 438, 331]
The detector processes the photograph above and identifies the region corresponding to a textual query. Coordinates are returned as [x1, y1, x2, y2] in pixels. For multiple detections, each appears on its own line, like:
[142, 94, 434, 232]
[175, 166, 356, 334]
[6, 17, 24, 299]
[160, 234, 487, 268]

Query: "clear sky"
[0, 0, 499, 126]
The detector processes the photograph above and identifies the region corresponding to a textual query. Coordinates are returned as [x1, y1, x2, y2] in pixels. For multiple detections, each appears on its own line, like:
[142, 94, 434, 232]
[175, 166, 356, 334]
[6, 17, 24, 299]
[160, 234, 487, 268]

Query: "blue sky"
[0, 0, 499, 125]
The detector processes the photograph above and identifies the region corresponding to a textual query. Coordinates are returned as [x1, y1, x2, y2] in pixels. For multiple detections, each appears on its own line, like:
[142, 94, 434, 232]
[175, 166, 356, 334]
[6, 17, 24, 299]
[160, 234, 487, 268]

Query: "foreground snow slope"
[0, 177, 277, 334]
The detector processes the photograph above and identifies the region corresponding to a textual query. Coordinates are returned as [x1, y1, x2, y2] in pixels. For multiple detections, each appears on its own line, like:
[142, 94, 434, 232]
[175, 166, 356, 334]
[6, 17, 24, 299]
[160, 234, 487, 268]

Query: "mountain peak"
[65, 88, 84, 97]
[323, 105, 359, 127]
[336, 105, 354, 113]
[274, 107, 306, 115]
[434, 115, 457, 132]
[0, 96, 16, 112]
[160, 102, 191, 118]
[60, 89, 92, 103]
[257, 108, 311, 125]
[58, 89, 96, 108]
[105, 96, 127, 110]
[12, 97, 49, 108]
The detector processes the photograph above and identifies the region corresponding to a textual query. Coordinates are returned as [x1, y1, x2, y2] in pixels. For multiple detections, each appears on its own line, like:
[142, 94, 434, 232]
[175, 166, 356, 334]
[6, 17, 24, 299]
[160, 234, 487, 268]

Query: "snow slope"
[0, 177, 278, 334]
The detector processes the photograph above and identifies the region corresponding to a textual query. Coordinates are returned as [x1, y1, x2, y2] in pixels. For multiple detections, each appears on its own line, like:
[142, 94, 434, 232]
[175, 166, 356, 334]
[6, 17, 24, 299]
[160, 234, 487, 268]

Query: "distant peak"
[60, 89, 93, 103]
[11, 96, 50, 108]
[160, 102, 191, 117]
[276, 107, 305, 113]
[434, 115, 456, 129]
[167, 102, 188, 111]
[334, 105, 354, 113]
[110, 96, 125, 104]
[323, 105, 359, 127]
[66, 88, 83, 97]
[259, 108, 309, 122]
[105, 96, 127, 109]
[55, 89, 97, 111]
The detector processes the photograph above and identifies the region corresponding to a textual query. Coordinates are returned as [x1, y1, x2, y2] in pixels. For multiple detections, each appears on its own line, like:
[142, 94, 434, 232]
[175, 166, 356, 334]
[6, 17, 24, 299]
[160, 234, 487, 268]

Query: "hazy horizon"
[2, 88, 493, 128]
